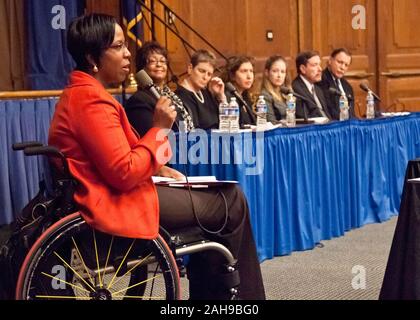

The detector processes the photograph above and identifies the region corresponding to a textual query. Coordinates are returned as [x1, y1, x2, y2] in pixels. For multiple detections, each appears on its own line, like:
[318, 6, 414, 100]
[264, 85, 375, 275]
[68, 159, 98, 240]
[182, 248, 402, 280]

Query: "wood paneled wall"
[86, 0, 420, 116]
[377, 0, 420, 112]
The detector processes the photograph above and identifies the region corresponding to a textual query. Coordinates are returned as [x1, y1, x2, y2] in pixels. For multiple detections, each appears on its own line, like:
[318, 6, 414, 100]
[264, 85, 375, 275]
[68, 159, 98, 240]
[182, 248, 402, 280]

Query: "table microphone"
[135, 69, 161, 100]
[360, 83, 381, 102]
[225, 82, 250, 109]
[329, 87, 353, 101]
[280, 86, 317, 106]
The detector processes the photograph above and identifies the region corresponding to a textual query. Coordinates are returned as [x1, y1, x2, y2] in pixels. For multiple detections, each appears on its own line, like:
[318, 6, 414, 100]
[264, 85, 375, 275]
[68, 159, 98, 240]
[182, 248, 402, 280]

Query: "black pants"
[157, 184, 265, 300]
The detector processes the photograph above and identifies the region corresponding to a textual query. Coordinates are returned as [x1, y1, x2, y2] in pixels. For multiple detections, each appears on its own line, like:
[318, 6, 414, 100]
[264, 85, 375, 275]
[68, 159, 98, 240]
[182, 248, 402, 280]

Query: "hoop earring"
[93, 65, 98, 73]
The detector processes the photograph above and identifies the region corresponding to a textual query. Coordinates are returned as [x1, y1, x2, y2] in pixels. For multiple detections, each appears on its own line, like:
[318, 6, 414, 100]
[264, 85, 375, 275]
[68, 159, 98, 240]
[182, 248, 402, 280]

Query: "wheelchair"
[2, 142, 239, 300]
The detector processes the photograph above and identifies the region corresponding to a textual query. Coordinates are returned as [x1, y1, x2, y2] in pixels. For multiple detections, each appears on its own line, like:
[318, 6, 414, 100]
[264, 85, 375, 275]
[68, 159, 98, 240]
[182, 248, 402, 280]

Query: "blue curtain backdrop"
[25, 0, 84, 89]
[0, 98, 56, 223]
[122, 0, 145, 48]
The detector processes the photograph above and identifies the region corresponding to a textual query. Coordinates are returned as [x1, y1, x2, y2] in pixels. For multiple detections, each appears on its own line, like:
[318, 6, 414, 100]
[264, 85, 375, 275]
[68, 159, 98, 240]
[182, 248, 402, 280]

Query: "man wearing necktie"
[318, 48, 355, 120]
[292, 51, 332, 120]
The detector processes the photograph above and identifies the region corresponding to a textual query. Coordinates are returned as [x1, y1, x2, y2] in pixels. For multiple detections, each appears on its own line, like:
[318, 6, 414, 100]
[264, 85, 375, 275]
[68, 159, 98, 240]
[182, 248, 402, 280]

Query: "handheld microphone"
[328, 87, 353, 101]
[135, 69, 161, 100]
[225, 82, 250, 109]
[359, 83, 381, 102]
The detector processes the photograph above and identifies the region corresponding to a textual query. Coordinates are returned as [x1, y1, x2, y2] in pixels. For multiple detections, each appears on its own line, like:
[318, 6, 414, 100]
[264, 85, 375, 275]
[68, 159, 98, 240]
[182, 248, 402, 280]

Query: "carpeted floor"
[259, 217, 397, 300]
[0, 216, 398, 300]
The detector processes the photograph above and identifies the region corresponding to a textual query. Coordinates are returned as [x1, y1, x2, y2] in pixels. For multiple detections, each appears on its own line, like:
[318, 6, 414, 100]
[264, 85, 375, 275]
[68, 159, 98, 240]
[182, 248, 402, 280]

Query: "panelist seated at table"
[175, 49, 226, 130]
[125, 41, 195, 136]
[318, 48, 355, 120]
[259, 55, 290, 124]
[292, 51, 332, 121]
[222, 55, 257, 127]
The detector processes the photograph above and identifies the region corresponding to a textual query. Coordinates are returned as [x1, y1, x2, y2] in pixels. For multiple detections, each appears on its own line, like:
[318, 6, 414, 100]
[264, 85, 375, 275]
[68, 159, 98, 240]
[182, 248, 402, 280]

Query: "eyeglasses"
[108, 40, 129, 51]
[147, 58, 168, 66]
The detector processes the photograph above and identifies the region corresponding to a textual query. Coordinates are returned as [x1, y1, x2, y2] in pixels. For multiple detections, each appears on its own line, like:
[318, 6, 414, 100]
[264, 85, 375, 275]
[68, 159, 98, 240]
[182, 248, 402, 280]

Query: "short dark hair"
[190, 49, 217, 68]
[67, 14, 117, 72]
[136, 41, 168, 71]
[330, 47, 352, 58]
[295, 50, 320, 74]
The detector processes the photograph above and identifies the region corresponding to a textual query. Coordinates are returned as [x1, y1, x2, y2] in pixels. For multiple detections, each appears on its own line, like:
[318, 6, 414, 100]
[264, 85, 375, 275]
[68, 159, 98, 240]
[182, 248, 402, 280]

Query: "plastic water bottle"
[218, 101, 230, 132]
[255, 95, 268, 130]
[229, 97, 240, 133]
[339, 93, 349, 121]
[366, 90, 375, 119]
[286, 93, 296, 126]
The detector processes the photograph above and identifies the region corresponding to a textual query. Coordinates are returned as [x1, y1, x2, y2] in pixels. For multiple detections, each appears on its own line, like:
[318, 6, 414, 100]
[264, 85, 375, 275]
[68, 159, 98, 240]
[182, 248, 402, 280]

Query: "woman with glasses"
[48, 14, 176, 248]
[125, 41, 195, 137]
[260, 55, 290, 123]
[174, 49, 226, 130]
[85, 37, 264, 299]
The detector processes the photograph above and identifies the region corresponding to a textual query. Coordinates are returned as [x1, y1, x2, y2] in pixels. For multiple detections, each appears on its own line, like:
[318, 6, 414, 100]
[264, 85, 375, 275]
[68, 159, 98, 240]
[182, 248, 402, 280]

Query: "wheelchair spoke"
[71, 236, 95, 288]
[92, 230, 103, 288]
[18, 215, 180, 301]
[101, 236, 114, 288]
[112, 295, 164, 300]
[111, 274, 160, 296]
[107, 239, 135, 290]
[53, 251, 96, 292]
[111, 252, 152, 288]
[35, 295, 92, 300]
[40, 272, 90, 294]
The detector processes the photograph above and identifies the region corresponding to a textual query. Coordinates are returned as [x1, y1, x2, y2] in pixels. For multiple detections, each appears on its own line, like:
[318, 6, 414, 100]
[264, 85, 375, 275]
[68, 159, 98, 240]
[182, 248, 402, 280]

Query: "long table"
[1, 97, 420, 261]
[171, 114, 420, 261]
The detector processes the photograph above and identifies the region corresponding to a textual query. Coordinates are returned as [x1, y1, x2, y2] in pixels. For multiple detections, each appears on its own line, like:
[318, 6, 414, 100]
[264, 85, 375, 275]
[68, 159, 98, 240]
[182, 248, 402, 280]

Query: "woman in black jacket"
[175, 49, 226, 130]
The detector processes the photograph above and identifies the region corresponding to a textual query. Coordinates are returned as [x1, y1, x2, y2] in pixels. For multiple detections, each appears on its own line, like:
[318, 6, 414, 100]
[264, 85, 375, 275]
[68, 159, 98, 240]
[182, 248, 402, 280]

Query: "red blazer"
[48, 71, 171, 239]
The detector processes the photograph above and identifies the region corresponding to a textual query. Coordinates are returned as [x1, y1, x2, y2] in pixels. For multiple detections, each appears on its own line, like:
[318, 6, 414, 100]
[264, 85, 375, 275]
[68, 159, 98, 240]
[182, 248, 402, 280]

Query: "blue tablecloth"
[170, 115, 420, 261]
[1, 97, 420, 261]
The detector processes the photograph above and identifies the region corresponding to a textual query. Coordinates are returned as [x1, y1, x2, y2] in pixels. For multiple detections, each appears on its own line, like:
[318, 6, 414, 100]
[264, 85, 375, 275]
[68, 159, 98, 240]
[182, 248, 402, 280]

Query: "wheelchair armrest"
[169, 226, 207, 247]
[24, 146, 72, 180]
[24, 146, 64, 158]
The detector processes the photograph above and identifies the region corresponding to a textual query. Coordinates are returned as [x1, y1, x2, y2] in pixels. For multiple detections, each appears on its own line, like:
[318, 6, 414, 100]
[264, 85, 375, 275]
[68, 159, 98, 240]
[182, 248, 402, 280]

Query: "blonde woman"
[260, 55, 290, 124]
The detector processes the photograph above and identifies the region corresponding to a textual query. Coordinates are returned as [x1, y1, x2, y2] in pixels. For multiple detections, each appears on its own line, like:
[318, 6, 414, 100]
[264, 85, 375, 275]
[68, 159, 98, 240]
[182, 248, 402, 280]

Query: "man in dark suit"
[318, 48, 355, 120]
[292, 51, 331, 120]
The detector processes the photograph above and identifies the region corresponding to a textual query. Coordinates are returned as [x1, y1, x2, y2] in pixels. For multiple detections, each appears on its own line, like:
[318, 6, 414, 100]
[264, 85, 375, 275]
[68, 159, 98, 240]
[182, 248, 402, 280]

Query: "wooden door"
[377, 0, 420, 112]
[298, 0, 378, 117]
[160, 0, 299, 85]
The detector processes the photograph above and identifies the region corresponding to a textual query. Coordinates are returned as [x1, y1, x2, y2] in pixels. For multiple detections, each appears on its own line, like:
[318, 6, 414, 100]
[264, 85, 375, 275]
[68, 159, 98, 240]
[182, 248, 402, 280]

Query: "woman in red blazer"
[48, 14, 265, 300]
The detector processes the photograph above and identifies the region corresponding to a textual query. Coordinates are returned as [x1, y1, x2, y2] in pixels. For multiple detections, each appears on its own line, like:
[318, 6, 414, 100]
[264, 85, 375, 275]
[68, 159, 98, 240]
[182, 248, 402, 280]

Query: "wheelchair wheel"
[15, 212, 181, 300]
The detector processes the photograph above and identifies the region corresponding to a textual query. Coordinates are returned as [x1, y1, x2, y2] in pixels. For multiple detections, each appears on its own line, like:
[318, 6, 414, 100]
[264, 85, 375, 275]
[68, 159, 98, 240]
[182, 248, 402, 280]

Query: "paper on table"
[152, 176, 217, 183]
[309, 117, 330, 124]
[152, 175, 238, 188]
